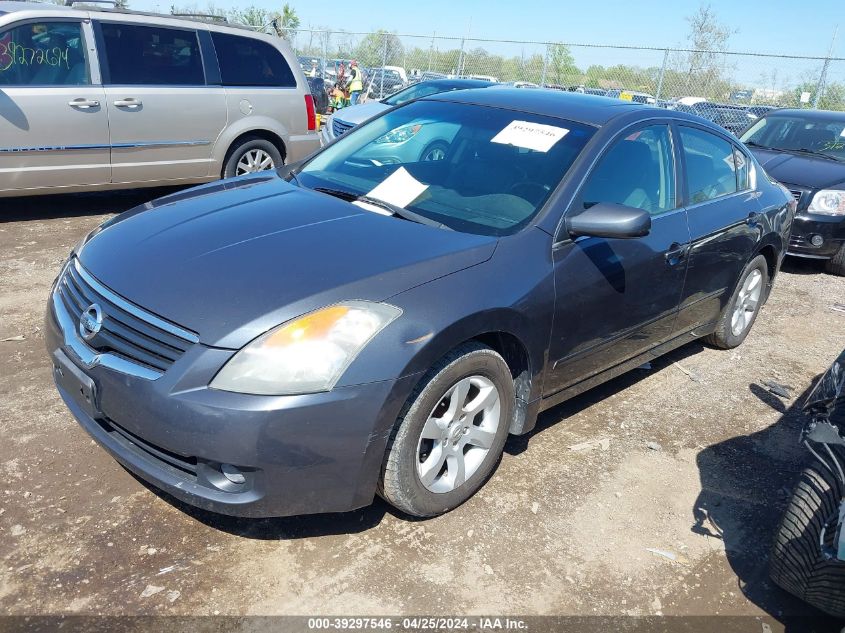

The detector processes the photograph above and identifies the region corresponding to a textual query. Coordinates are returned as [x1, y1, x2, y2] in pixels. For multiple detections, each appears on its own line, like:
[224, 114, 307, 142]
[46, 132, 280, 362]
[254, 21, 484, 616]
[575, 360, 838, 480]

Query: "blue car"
[47, 90, 794, 518]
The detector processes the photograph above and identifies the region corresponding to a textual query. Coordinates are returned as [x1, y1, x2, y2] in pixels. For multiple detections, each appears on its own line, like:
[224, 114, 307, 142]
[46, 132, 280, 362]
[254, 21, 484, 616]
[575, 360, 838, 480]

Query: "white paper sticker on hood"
[491, 120, 570, 153]
[364, 166, 429, 209]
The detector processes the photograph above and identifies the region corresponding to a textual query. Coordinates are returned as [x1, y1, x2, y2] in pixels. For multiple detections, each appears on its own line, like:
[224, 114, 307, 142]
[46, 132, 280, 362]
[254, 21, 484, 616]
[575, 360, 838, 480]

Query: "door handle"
[665, 242, 689, 264]
[113, 98, 142, 108]
[68, 98, 100, 109]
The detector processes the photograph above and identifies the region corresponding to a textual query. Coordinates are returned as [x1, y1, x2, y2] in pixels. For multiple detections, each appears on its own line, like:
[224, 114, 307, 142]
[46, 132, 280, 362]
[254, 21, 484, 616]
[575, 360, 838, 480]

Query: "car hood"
[76, 174, 497, 349]
[749, 148, 845, 191]
[333, 101, 391, 126]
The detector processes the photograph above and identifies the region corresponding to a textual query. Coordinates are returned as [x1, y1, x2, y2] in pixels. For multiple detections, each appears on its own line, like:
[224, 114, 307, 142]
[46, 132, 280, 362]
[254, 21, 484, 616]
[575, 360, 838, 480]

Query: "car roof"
[763, 108, 845, 120]
[0, 0, 259, 32]
[423, 79, 498, 89]
[425, 88, 651, 126]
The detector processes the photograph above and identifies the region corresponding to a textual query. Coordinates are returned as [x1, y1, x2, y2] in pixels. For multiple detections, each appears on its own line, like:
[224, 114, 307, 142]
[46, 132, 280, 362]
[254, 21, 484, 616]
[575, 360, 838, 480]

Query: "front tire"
[704, 254, 768, 349]
[380, 343, 514, 517]
[223, 136, 283, 179]
[770, 458, 845, 618]
[824, 244, 845, 277]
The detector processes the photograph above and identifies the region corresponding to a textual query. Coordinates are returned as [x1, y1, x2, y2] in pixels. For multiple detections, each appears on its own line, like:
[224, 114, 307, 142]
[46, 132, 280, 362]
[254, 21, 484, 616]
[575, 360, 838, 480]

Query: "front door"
[0, 19, 109, 193]
[545, 123, 690, 396]
[95, 20, 226, 184]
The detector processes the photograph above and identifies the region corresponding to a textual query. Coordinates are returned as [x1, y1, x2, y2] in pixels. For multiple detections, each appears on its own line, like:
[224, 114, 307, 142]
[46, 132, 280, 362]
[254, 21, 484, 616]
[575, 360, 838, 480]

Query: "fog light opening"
[810, 234, 824, 247]
[220, 463, 246, 485]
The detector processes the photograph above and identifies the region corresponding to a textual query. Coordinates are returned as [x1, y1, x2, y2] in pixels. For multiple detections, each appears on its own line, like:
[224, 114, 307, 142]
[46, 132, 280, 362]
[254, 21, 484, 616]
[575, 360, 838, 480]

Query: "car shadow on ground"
[692, 378, 841, 629]
[780, 256, 827, 276]
[1, 188, 185, 222]
[505, 340, 708, 455]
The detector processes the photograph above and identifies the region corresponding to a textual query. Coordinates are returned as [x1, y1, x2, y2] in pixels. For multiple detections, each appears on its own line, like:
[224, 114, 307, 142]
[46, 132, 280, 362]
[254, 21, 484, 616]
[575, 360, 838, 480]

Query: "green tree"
[354, 30, 403, 67]
[272, 4, 300, 39]
[547, 44, 578, 86]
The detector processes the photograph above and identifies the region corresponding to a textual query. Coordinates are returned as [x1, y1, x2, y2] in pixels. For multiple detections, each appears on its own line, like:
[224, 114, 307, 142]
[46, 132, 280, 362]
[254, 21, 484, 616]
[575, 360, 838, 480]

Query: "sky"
[131, 0, 844, 59]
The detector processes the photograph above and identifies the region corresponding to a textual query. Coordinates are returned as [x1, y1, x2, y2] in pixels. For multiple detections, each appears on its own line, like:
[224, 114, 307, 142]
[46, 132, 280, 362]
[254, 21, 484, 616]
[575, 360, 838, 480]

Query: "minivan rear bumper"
[285, 133, 322, 164]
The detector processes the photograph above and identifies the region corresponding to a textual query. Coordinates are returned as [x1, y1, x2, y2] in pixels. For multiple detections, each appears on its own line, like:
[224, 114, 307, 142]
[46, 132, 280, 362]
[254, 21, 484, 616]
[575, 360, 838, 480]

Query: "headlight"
[210, 301, 402, 395]
[374, 123, 422, 144]
[808, 189, 845, 216]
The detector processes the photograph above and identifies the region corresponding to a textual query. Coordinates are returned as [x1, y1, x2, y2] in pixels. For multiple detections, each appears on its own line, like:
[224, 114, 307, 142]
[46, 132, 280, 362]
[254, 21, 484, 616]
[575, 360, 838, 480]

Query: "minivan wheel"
[824, 244, 845, 277]
[380, 342, 514, 517]
[770, 457, 845, 618]
[223, 136, 283, 179]
[704, 254, 768, 349]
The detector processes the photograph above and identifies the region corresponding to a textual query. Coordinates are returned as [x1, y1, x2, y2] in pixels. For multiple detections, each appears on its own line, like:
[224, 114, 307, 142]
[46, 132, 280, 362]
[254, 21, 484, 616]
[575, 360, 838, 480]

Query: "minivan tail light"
[304, 95, 316, 131]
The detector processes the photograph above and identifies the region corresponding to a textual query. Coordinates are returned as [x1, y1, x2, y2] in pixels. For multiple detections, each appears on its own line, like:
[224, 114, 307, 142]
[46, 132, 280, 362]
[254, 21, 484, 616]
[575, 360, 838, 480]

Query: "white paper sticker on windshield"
[840, 127, 845, 137]
[364, 166, 429, 209]
[491, 120, 569, 153]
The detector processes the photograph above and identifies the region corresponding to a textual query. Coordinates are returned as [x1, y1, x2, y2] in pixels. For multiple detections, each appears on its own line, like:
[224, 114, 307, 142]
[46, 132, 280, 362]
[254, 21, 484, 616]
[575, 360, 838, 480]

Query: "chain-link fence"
[282, 28, 845, 111]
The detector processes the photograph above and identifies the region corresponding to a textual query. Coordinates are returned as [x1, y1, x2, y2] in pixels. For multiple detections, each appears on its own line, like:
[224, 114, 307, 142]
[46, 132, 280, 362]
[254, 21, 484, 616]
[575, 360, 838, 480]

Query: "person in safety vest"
[347, 60, 363, 105]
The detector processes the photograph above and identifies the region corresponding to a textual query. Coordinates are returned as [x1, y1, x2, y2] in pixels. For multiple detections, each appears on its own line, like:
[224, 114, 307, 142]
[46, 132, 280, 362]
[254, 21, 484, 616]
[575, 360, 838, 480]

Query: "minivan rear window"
[210, 32, 295, 88]
[99, 22, 205, 86]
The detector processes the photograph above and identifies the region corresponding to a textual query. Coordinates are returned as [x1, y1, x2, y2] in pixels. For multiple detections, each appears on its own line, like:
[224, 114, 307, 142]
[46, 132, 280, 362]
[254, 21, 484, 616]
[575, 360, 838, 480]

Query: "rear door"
[95, 19, 227, 184]
[545, 123, 691, 396]
[674, 124, 761, 332]
[0, 18, 109, 192]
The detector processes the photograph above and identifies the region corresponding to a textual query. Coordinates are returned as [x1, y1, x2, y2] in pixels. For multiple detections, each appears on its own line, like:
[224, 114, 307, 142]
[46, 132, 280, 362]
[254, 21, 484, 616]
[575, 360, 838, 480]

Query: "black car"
[47, 90, 793, 519]
[305, 76, 329, 115]
[692, 102, 756, 136]
[365, 68, 405, 98]
[741, 109, 845, 275]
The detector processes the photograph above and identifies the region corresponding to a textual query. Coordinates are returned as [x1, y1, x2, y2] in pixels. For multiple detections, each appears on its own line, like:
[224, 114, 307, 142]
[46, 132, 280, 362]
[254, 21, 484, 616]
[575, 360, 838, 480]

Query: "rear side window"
[99, 22, 204, 86]
[0, 21, 89, 86]
[679, 127, 739, 204]
[210, 32, 295, 87]
[733, 147, 750, 190]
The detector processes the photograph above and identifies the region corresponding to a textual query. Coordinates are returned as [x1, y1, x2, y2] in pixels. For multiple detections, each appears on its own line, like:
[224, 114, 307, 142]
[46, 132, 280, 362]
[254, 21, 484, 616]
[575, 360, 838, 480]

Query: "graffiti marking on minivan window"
[0, 42, 71, 72]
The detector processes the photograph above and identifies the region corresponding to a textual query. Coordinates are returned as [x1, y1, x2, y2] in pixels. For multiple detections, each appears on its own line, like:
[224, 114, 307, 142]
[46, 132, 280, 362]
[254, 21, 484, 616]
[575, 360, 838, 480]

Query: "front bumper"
[45, 295, 418, 518]
[787, 212, 845, 259]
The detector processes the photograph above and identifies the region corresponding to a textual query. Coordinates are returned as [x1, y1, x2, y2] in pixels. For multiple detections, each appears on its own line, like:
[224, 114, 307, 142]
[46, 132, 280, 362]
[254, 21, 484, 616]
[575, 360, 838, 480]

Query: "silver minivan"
[0, 1, 320, 197]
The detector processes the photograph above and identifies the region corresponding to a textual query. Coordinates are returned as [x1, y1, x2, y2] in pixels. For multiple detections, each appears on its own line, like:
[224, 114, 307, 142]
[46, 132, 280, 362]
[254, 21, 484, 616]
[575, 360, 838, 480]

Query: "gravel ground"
[1, 190, 845, 625]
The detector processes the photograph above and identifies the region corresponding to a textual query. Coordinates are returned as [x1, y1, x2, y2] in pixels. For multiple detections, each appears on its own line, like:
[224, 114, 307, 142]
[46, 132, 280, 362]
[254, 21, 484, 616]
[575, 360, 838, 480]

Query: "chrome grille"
[332, 118, 354, 137]
[55, 259, 197, 374]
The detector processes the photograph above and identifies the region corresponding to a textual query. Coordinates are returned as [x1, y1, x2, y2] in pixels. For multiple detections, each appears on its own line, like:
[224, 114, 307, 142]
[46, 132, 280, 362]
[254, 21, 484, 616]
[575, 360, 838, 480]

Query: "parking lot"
[0, 191, 843, 621]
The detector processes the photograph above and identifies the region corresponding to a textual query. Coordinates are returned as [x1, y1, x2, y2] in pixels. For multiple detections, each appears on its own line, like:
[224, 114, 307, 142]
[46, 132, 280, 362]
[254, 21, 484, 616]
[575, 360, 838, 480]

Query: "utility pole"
[813, 25, 839, 109]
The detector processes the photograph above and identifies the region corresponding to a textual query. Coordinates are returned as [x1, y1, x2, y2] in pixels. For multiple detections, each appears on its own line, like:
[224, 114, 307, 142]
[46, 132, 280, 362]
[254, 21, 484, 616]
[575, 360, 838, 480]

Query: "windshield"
[741, 113, 845, 162]
[296, 100, 595, 236]
[384, 82, 459, 106]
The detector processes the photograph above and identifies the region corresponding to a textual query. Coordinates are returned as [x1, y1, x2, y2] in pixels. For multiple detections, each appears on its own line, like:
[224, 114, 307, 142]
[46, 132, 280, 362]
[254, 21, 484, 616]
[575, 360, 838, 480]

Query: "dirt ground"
[2, 189, 845, 625]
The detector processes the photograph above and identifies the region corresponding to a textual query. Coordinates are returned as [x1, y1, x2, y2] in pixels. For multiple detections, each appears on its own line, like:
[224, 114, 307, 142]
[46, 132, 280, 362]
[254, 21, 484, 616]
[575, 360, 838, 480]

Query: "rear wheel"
[704, 254, 768, 349]
[380, 343, 514, 517]
[770, 457, 845, 617]
[824, 244, 845, 277]
[223, 136, 283, 179]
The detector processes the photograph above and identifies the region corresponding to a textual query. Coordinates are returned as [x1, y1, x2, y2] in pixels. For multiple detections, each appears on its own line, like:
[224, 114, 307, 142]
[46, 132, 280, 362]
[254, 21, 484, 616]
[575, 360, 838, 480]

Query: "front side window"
[580, 125, 676, 216]
[297, 100, 595, 236]
[0, 21, 89, 86]
[99, 23, 204, 86]
[680, 127, 739, 204]
[211, 32, 295, 87]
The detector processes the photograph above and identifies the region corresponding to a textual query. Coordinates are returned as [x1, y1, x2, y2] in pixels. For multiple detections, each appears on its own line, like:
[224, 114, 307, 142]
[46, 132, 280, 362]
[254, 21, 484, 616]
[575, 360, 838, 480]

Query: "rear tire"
[704, 254, 768, 349]
[824, 244, 845, 277]
[379, 342, 514, 517]
[770, 458, 845, 618]
[223, 136, 283, 179]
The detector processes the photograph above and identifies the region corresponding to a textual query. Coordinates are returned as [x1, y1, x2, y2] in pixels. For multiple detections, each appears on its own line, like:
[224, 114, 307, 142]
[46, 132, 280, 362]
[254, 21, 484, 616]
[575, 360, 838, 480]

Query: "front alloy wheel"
[380, 343, 514, 517]
[416, 375, 501, 493]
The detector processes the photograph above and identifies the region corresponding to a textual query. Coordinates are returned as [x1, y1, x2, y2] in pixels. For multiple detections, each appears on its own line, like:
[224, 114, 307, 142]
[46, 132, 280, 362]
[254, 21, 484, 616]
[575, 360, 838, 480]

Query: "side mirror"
[566, 202, 652, 239]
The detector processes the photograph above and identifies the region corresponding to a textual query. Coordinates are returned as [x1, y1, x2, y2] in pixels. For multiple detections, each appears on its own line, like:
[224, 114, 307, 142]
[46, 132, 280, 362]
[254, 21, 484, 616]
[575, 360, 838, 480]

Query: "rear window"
[210, 32, 295, 87]
[99, 22, 204, 86]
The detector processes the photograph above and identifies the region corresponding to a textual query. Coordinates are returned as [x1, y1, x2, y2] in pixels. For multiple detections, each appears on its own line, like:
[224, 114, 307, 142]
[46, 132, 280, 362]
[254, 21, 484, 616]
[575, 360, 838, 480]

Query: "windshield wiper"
[789, 147, 843, 162]
[356, 195, 453, 231]
[744, 140, 774, 150]
[313, 186, 357, 200]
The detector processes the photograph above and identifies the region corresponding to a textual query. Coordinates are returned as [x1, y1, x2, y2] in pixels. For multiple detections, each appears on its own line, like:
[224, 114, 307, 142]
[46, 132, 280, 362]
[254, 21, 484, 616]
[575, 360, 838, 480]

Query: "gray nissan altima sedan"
[46, 89, 794, 518]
